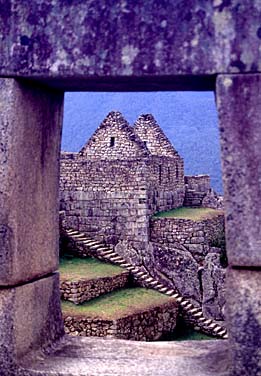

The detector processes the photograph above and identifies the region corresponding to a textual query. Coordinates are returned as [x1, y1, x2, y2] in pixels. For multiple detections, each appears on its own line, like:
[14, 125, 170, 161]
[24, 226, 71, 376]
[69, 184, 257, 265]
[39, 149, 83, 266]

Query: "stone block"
[0, 273, 64, 372]
[217, 74, 261, 266]
[0, 78, 63, 285]
[145, 242, 202, 304]
[225, 268, 261, 376]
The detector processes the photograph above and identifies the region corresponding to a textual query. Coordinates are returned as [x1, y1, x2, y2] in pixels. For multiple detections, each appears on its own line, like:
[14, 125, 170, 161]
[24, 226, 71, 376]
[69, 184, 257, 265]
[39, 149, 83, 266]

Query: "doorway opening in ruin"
[59, 91, 226, 341]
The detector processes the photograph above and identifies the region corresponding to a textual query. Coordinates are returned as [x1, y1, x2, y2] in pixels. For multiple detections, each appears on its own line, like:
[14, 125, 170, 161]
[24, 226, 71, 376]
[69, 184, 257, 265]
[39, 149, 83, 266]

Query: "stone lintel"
[0, 1, 260, 87]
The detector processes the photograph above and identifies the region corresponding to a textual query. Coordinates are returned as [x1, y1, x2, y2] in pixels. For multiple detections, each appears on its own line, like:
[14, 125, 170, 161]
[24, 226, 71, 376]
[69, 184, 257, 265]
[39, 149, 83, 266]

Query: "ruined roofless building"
[60, 111, 186, 246]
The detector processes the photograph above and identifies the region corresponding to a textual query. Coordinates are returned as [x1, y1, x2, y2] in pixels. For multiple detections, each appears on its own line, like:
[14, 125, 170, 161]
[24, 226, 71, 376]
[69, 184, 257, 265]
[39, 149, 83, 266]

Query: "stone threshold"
[18, 336, 230, 376]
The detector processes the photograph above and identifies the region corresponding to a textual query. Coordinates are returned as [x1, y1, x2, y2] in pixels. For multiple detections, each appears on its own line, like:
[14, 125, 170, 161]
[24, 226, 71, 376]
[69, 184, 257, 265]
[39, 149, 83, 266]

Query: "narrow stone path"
[63, 228, 228, 339]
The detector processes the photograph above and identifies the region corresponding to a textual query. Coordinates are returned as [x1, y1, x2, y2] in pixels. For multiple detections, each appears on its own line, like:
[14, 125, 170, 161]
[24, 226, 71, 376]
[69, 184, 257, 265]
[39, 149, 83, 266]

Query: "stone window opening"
[110, 136, 115, 147]
[159, 164, 162, 184]
[176, 164, 179, 180]
[168, 167, 171, 182]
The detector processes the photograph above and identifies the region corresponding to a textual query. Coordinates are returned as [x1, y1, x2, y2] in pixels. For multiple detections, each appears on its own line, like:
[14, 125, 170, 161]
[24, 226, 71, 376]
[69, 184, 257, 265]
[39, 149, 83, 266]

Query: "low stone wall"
[184, 175, 223, 209]
[184, 175, 210, 207]
[64, 317, 115, 337]
[150, 213, 225, 263]
[60, 271, 129, 304]
[64, 299, 178, 341]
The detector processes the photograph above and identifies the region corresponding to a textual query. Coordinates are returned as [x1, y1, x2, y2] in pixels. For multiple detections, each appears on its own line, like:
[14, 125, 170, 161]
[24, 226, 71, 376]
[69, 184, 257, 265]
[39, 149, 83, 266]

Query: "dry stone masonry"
[60, 111, 187, 246]
[60, 270, 129, 305]
[63, 299, 178, 341]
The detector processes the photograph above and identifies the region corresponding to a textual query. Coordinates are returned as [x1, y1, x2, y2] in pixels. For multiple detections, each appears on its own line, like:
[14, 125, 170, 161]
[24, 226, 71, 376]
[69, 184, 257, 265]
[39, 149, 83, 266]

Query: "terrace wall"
[150, 213, 225, 263]
[63, 299, 178, 341]
[60, 271, 129, 305]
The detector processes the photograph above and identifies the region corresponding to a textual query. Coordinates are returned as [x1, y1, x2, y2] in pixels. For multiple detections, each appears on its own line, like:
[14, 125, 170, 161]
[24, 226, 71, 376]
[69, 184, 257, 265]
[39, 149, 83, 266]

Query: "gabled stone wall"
[133, 114, 178, 158]
[80, 111, 149, 160]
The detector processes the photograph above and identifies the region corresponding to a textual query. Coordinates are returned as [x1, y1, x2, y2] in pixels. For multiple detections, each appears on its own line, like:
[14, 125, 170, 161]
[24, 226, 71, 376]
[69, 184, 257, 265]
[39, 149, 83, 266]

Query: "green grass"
[153, 207, 223, 221]
[59, 255, 125, 281]
[159, 316, 216, 341]
[160, 326, 215, 341]
[61, 287, 172, 320]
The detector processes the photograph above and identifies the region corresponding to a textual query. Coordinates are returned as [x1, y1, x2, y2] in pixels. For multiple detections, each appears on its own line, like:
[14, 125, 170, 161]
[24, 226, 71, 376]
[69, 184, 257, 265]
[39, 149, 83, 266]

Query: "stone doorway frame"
[0, 2, 260, 375]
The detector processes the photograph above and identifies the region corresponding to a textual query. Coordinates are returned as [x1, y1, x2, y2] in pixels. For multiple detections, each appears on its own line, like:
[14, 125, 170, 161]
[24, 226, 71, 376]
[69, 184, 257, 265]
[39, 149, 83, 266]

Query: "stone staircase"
[62, 228, 228, 339]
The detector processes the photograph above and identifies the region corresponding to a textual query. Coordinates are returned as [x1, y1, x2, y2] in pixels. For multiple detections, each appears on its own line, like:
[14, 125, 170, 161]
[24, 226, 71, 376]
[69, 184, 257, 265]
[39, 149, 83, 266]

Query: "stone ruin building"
[60, 110, 226, 321]
[60, 110, 221, 245]
[0, 2, 260, 375]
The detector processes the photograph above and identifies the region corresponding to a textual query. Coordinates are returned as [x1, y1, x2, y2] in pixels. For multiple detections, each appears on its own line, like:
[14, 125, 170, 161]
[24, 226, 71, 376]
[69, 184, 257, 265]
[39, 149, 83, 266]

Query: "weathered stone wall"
[146, 156, 185, 214]
[60, 154, 185, 245]
[148, 214, 226, 320]
[60, 152, 149, 245]
[60, 111, 186, 245]
[150, 214, 225, 263]
[63, 299, 178, 341]
[60, 271, 129, 305]
[184, 175, 210, 207]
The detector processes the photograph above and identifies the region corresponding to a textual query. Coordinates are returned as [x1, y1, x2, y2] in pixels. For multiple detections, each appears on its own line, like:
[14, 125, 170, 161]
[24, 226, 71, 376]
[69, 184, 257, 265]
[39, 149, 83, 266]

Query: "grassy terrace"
[61, 288, 173, 320]
[59, 256, 125, 281]
[153, 207, 222, 221]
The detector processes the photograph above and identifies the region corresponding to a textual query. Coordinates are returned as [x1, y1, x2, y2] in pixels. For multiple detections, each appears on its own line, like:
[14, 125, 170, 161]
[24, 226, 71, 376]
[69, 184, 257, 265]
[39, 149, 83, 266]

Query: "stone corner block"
[0, 272, 64, 373]
[225, 268, 261, 376]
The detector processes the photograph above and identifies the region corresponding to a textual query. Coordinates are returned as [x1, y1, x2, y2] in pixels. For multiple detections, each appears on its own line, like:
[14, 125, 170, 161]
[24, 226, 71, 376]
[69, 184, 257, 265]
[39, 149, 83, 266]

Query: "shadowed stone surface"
[144, 242, 202, 305]
[0, 273, 64, 376]
[18, 337, 230, 376]
[216, 74, 261, 267]
[0, 78, 63, 285]
[202, 252, 226, 320]
[225, 268, 261, 376]
[0, 1, 260, 90]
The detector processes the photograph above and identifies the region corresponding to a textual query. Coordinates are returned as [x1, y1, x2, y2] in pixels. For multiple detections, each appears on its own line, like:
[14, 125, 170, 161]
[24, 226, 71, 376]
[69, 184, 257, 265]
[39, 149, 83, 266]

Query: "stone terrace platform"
[19, 337, 230, 376]
[62, 288, 178, 341]
[60, 257, 129, 304]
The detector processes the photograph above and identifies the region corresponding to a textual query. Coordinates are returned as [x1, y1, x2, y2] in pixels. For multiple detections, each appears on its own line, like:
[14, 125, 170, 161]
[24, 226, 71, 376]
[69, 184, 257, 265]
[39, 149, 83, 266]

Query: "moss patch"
[59, 256, 125, 281]
[153, 207, 223, 221]
[61, 287, 173, 320]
